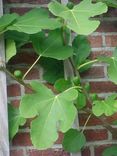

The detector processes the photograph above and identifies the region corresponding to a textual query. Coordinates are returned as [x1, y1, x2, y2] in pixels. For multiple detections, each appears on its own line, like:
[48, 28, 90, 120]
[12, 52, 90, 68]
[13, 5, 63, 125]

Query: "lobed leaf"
[48, 0, 108, 35]
[20, 81, 78, 149]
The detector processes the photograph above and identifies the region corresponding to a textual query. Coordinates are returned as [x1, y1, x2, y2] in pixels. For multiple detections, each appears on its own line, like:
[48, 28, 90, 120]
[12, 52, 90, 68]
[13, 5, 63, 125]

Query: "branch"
[0, 66, 34, 92]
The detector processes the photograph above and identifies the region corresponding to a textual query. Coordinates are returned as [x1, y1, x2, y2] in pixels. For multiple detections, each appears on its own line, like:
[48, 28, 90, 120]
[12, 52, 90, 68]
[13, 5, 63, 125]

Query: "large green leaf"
[72, 35, 91, 67]
[39, 58, 64, 84]
[62, 129, 86, 152]
[102, 146, 117, 156]
[7, 8, 61, 34]
[8, 105, 26, 140]
[0, 13, 18, 33]
[20, 81, 78, 149]
[31, 29, 73, 60]
[6, 39, 16, 62]
[48, 0, 108, 35]
[92, 94, 117, 116]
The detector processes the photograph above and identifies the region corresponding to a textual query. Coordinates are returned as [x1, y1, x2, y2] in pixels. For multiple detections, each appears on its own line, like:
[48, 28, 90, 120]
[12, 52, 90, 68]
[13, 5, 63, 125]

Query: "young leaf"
[75, 92, 86, 110]
[54, 78, 72, 92]
[72, 35, 91, 67]
[102, 145, 117, 156]
[48, 0, 108, 35]
[92, 94, 117, 116]
[7, 8, 61, 34]
[8, 105, 26, 140]
[40, 58, 64, 84]
[31, 29, 73, 60]
[62, 129, 86, 152]
[0, 13, 18, 33]
[20, 81, 78, 149]
[6, 39, 16, 62]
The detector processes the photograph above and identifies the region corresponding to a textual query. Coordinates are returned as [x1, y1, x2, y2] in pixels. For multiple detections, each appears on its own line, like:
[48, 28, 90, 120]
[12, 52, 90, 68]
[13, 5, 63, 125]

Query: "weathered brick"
[88, 36, 103, 48]
[94, 145, 112, 156]
[27, 149, 70, 156]
[105, 35, 117, 47]
[10, 149, 24, 156]
[81, 147, 90, 156]
[7, 84, 21, 97]
[84, 129, 108, 141]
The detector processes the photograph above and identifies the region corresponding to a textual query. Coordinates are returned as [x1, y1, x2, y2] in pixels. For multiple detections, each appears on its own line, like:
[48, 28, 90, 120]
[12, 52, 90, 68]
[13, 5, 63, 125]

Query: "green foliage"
[102, 145, 117, 156]
[3, 0, 117, 153]
[8, 105, 26, 140]
[0, 13, 18, 33]
[5, 31, 30, 48]
[92, 94, 117, 116]
[6, 39, 16, 62]
[62, 129, 86, 152]
[98, 48, 117, 84]
[31, 29, 73, 60]
[7, 8, 61, 34]
[97, 0, 117, 8]
[39, 58, 64, 84]
[48, 0, 107, 35]
[54, 78, 72, 92]
[72, 35, 91, 67]
[20, 81, 78, 149]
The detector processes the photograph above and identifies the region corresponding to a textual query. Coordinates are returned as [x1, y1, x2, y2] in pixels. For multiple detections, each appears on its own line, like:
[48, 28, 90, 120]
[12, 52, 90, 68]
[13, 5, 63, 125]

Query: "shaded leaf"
[72, 35, 91, 66]
[7, 8, 61, 34]
[102, 145, 117, 156]
[54, 78, 72, 92]
[8, 105, 26, 140]
[40, 58, 64, 84]
[5, 31, 30, 48]
[75, 92, 86, 110]
[6, 39, 16, 62]
[48, 0, 108, 35]
[62, 129, 86, 152]
[31, 29, 73, 60]
[20, 81, 78, 149]
[97, 0, 117, 8]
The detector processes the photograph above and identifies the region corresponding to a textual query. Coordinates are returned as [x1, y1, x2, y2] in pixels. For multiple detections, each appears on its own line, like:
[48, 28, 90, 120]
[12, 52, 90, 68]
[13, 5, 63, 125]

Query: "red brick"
[10, 149, 24, 156]
[11, 99, 20, 107]
[84, 129, 108, 141]
[88, 36, 102, 48]
[105, 35, 117, 47]
[90, 81, 117, 93]
[12, 133, 32, 146]
[81, 66, 105, 79]
[5, 0, 50, 4]
[81, 147, 90, 156]
[96, 21, 117, 32]
[27, 149, 70, 156]
[90, 51, 112, 60]
[9, 52, 37, 65]
[79, 113, 117, 126]
[94, 145, 111, 156]
[7, 84, 21, 97]
[10, 7, 31, 14]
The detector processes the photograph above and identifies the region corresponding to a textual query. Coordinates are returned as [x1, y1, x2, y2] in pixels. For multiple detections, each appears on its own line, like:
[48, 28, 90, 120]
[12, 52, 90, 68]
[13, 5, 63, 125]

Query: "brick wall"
[3, 0, 117, 156]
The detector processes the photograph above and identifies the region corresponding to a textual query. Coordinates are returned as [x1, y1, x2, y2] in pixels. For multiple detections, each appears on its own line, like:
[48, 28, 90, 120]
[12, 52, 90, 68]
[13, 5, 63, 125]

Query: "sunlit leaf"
[48, 0, 108, 35]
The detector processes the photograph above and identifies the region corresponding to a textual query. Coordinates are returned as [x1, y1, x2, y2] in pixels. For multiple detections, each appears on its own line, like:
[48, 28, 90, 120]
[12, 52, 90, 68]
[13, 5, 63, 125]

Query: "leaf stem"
[22, 55, 41, 80]
[78, 59, 98, 70]
[81, 114, 92, 133]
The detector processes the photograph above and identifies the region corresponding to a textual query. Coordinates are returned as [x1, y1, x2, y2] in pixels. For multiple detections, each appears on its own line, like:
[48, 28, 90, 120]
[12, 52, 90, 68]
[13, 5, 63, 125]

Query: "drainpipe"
[0, 1, 9, 156]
